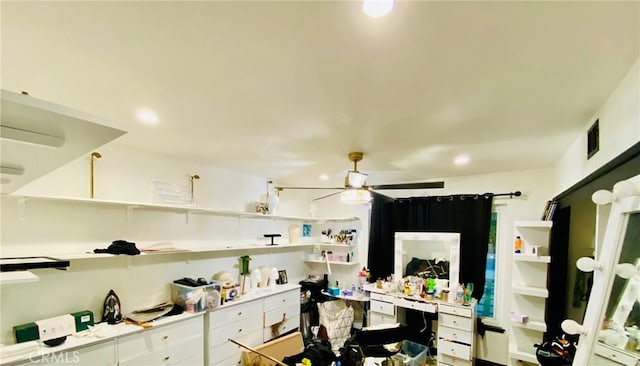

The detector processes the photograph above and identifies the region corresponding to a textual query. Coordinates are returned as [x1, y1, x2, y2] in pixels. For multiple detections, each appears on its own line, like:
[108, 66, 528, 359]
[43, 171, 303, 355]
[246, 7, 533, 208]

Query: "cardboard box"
[242, 331, 303, 366]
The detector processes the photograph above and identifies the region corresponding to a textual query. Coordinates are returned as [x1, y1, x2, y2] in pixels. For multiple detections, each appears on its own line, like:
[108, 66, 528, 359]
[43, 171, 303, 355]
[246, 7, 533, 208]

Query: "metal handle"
[164, 356, 170, 361]
[163, 335, 168, 340]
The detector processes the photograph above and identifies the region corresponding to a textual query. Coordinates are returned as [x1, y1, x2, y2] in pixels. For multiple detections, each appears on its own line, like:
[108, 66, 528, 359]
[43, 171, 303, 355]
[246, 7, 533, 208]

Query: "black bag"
[535, 333, 578, 366]
[282, 338, 336, 366]
[337, 334, 363, 366]
[101, 289, 123, 324]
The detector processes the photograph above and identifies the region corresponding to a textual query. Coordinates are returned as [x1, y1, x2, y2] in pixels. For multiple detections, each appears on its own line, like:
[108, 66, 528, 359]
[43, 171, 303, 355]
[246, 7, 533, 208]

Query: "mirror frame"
[573, 176, 640, 365]
[393, 231, 460, 303]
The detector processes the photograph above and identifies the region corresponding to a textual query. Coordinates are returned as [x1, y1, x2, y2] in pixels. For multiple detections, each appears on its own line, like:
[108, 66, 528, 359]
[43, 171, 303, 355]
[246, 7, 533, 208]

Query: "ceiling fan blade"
[312, 191, 344, 202]
[369, 181, 445, 190]
[276, 186, 344, 190]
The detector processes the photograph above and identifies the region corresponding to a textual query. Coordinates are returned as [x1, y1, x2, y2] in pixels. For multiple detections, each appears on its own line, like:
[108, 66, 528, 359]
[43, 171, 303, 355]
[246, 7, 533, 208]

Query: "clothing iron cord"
[228, 338, 288, 366]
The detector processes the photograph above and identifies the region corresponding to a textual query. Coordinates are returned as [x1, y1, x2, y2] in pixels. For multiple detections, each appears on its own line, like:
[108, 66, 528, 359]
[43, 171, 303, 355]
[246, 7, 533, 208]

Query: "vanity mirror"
[393, 232, 460, 302]
[569, 177, 640, 365]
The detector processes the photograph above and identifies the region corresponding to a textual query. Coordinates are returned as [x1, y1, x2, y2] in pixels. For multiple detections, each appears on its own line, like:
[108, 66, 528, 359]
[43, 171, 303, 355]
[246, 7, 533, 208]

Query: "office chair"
[353, 323, 411, 366]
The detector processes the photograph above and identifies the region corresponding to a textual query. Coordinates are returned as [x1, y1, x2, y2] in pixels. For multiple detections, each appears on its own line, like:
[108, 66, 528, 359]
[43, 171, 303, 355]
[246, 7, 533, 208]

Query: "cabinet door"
[119, 335, 202, 366]
[17, 340, 116, 366]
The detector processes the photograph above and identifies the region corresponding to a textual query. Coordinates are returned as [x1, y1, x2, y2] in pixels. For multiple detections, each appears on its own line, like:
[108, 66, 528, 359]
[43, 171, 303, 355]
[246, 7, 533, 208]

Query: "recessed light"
[136, 109, 158, 124]
[362, 0, 394, 18]
[454, 154, 470, 166]
[319, 174, 329, 181]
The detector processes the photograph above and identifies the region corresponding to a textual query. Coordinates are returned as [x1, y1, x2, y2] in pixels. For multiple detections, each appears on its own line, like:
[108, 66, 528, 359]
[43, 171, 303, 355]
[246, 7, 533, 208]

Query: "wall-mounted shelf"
[512, 285, 549, 298]
[304, 260, 359, 266]
[7, 194, 358, 223]
[510, 319, 547, 332]
[508, 349, 538, 364]
[514, 220, 553, 228]
[0, 271, 39, 285]
[514, 254, 551, 263]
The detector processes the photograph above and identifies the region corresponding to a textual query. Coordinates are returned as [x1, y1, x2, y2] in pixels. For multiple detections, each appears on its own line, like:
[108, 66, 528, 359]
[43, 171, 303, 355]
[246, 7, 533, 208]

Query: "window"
[477, 211, 498, 318]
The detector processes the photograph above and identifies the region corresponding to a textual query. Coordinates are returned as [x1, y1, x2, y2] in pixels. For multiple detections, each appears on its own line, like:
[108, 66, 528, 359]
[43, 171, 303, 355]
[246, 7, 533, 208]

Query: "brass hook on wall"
[90, 152, 102, 198]
[189, 174, 200, 204]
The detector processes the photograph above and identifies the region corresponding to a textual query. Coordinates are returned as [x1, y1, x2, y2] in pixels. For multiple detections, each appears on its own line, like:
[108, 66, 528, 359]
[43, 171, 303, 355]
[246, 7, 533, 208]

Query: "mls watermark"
[29, 351, 80, 364]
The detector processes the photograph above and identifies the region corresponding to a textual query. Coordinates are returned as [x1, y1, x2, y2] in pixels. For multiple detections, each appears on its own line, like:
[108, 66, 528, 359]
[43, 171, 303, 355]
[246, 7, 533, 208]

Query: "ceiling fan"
[276, 152, 445, 203]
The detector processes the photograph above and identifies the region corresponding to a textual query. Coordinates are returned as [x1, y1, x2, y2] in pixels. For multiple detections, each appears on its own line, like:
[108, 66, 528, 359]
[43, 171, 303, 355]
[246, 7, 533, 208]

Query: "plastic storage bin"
[171, 283, 220, 313]
[390, 340, 427, 366]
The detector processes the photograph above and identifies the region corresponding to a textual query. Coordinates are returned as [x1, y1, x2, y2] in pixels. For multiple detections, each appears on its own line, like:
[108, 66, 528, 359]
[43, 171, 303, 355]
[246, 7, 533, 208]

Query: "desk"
[365, 283, 476, 365]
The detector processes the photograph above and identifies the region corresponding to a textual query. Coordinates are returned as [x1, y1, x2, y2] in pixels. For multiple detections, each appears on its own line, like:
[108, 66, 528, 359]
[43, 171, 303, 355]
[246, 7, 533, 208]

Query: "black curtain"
[367, 194, 494, 300]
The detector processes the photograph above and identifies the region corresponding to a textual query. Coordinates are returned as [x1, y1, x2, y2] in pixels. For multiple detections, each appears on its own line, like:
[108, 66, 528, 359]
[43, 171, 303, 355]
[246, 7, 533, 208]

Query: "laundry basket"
[317, 300, 354, 351]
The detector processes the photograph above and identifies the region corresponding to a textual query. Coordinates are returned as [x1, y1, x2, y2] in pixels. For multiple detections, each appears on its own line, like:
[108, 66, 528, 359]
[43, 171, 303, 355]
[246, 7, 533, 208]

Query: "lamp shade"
[341, 189, 372, 205]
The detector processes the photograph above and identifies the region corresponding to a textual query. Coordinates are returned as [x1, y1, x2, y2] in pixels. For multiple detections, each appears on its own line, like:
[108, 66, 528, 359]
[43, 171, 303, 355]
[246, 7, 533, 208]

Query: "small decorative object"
[302, 224, 312, 237]
[289, 224, 301, 244]
[255, 202, 268, 214]
[278, 269, 288, 285]
[239, 255, 251, 275]
[101, 289, 123, 325]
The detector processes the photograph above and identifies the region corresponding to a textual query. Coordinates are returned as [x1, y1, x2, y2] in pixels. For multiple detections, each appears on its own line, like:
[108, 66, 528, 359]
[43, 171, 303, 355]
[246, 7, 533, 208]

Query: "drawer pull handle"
[238, 312, 242, 316]
[163, 336, 168, 340]
[164, 356, 170, 361]
[238, 328, 243, 333]
[282, 299, 286, 302]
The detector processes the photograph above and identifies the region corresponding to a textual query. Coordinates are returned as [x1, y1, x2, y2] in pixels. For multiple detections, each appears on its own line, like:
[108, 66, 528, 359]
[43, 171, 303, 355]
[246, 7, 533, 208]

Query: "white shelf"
[509, 349, 539, 364]
[0, 271, 39, 285]
[514, 254, 551, 263]
[304, 260, 359, 266]
[309, 243, 358, 248]
[514, 220, 553, 229]
[510, 319, 547, 332]
[7, 194, 357, 222]
[512, 285, 549, 298]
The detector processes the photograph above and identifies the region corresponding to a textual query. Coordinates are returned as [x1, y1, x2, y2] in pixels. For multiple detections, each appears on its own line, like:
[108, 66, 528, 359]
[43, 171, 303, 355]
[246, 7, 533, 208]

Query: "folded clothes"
[94, 240, 140, 255]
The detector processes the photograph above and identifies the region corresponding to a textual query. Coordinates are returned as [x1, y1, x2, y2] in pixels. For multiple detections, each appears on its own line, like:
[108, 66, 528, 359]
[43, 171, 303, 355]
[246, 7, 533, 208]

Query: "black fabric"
[94, 240, 140, 255]
[368, 194, 493, 300]
[354, 323, 410, 358]
[282, 338, 335, 366]
[367, 192, 395, 282]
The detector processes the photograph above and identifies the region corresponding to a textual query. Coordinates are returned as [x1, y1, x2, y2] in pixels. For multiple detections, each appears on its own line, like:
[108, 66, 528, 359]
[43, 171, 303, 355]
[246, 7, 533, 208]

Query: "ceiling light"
[454, 154, 470, 166]
[345, 171, 368, 188]
[319, 174, 329, 181]
[136, 110, 158, 124]
[362, 0, 394, 18]
[341, 188, 372, 205]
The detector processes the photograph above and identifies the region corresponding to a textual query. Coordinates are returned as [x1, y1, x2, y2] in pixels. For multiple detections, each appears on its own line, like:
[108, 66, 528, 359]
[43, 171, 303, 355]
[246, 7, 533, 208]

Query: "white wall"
[0, 143, 350, 344]
[555, 58, 640, 194]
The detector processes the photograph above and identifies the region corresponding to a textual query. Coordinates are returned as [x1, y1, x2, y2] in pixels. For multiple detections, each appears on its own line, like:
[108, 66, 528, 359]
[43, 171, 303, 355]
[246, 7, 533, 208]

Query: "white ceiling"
[2, 1, 638, 189]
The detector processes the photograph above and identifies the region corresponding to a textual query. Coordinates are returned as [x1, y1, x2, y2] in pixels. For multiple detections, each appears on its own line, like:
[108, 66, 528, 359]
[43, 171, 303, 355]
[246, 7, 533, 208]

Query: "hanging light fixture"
[362, 0, 395, 18]
[341, 188, 372, 205]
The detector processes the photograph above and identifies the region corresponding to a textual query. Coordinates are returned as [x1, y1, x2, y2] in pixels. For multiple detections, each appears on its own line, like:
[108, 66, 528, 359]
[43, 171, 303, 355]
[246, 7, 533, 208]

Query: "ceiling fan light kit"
[276, 152, 445, 204]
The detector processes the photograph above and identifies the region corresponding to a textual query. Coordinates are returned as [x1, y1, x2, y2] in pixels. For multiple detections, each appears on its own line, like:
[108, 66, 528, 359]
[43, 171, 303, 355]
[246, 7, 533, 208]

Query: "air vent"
[587, 119, 599, 159]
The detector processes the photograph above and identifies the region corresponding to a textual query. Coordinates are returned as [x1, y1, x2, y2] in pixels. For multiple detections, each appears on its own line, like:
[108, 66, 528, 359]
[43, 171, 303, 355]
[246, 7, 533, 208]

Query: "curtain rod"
[491, 191, 522, 198]
[399, 191, 522, 201]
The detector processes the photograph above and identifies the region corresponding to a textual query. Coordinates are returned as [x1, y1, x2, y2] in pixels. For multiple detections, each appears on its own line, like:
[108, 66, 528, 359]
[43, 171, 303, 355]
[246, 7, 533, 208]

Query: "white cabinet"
[368, 292, 396, 327]
[437, 303, 475, 366]
[508, 220, 552, 365]
[205, 286, 301, 366]
[16, 340, 116, 366]
[118, 316, 203, 366]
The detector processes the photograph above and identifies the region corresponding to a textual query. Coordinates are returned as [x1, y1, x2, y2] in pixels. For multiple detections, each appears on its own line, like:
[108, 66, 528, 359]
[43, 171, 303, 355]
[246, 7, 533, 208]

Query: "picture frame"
[278, 270, 288, 285]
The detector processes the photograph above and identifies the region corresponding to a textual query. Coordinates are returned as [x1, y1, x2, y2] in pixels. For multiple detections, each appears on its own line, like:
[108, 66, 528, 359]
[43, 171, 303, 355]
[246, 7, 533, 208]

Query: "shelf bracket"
[125, 205, 139, 222]
[17, 197, 28, 220]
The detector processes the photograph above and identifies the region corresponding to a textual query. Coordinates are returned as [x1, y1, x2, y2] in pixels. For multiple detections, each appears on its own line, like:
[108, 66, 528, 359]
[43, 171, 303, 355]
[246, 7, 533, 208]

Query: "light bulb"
[592, 189, 614, 205]
[562, 319, 586, 335]
[577, 257, 602, 272]
[362, 0, 394, 18]
[616, 263, 637, 279]
[613, 180, 637, 199]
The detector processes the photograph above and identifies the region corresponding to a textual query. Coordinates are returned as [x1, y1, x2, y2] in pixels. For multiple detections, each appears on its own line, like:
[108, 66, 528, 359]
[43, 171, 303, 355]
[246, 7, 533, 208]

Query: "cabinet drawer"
[395, 298, 436, 313]
[264, 289, 299, 312]
[264, 303, 300, 327]
[370, 299, 395, 316]
[438, 326, 472, 344]
[438, 339, 471, 361]
[17, 340, 116, 366]
[118, 317, 203, 359]
[438, 353, 473, 366]
[210, 300, 262, 329]
[438, 304, 472, 318]
[214, 353, 243, 366]
[594, 342, 637, 366]
[438, 313, 472, 331]
[209, 329, 262, 362]
[263, 314, 299, 342]
[370, 292, 394, 303]
[119, 335, 202, 366]
[368, 312, 396, 327]
[209, 312, 262, 347]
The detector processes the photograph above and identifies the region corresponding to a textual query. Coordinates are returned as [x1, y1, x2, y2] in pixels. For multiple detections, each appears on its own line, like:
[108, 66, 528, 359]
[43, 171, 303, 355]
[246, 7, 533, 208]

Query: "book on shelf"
[541, 200, 558, 221]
